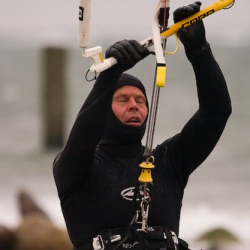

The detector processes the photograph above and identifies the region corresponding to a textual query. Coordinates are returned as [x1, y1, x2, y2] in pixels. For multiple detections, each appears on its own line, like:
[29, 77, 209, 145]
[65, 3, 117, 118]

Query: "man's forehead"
[114, 85, 145, 96]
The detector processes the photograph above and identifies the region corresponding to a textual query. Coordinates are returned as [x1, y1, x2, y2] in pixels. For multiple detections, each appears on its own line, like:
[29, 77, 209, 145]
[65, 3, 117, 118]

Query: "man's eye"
[117, 98, 127, 102]
[136, 98, 146, 104]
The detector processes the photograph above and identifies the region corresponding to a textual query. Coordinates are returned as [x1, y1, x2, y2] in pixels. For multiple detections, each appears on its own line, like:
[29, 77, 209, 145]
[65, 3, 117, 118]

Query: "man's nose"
[128, 97, 138, 110]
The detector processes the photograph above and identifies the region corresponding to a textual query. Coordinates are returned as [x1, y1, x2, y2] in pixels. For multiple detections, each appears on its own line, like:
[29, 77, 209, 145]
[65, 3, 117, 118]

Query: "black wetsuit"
[53, 43, 231, 249]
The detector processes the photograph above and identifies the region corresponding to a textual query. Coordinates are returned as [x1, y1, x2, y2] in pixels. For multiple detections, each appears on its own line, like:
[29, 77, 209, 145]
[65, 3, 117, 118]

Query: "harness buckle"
[171, 231, 179, 250]
[92, 235, 104, 250]
[110, 234, 121, 243]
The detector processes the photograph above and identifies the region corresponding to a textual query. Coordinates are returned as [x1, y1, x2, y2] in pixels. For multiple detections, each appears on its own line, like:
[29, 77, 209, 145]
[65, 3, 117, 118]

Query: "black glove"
[103, 39, 150, 77]
[173, 2, 206, 49]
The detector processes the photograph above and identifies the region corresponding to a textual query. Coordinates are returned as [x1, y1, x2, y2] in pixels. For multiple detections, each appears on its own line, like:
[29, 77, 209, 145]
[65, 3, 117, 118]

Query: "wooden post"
[43, 47, 66, 148]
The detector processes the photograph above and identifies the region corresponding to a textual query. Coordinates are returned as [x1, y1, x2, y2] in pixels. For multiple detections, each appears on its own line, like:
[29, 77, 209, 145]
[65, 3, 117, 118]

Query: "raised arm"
[53, 40, 150, 195]
[168, 2, 232, 181]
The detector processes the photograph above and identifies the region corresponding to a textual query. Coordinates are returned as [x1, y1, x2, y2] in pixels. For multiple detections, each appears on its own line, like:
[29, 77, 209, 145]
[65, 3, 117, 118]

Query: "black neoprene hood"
[99, 73, 149, 145]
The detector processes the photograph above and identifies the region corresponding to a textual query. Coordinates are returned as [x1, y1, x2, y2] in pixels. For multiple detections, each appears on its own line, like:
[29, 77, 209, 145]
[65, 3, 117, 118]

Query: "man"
[53, 2, 231, 250]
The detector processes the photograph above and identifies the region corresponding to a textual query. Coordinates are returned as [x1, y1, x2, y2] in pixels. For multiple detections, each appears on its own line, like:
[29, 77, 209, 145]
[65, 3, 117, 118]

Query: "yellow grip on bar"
[156, 65, 166, 87]
[161, 0, 234, 39]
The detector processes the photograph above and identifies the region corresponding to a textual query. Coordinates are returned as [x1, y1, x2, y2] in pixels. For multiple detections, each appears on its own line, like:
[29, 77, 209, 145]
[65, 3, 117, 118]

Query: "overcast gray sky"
[0, 0, 246, 47]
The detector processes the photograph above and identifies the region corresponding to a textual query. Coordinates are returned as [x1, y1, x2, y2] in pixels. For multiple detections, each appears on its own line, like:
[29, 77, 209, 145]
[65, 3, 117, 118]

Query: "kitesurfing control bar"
[81, 0, 234, 73]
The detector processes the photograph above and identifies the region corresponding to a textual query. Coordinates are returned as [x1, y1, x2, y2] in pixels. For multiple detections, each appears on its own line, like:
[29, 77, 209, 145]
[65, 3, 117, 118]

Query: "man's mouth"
[128, 118, 139, 123]
[126, 117, 141, 125]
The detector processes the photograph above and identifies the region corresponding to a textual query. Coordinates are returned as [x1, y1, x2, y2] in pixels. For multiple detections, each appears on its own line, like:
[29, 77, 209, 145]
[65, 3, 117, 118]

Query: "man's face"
[112, 85, 148, 127]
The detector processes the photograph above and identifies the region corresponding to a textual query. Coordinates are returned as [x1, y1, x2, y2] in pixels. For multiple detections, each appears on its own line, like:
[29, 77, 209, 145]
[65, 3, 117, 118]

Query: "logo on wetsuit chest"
[122, 241, 139, 249]
[120, 187, 150, 202]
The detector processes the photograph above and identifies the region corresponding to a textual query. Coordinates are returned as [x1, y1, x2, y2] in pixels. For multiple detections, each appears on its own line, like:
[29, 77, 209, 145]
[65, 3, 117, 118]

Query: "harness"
[76, 226, 187, 250]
